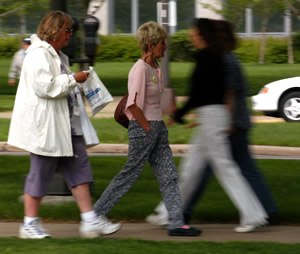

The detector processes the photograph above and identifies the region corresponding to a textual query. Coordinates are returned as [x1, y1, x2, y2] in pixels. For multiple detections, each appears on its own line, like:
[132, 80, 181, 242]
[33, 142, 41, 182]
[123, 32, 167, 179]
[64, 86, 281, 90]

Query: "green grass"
[0, 238, 300, 254]
[243, 63, 300, 95]
[1, 59, 300, 97]
[249, 123, 300, 147]
[0, 156, 299, 224]
[0, 118, 299, 147]
[0, 95, 15, 112]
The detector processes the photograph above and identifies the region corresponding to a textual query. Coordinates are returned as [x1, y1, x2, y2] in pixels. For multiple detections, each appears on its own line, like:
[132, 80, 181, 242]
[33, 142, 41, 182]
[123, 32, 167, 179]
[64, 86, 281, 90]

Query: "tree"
[221, 0, 251, 32]
[222, 0, 286, 64]
[250, 0, 285, 64]
[283, 0, 300, 19]
[0, 0, 49, 35]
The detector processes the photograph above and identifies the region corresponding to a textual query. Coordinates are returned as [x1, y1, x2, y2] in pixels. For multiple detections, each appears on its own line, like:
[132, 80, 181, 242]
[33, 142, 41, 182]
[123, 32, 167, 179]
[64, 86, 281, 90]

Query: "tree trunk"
[258, 14, 269, 65]
[19, 15, 26, 36]
[287, 33, 294, 64]
[284, 2, 295, 64]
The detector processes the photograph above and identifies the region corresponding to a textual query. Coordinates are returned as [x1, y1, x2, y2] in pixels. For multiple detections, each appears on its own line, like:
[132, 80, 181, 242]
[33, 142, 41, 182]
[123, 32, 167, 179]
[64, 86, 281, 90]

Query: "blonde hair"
[37, 10, 73, 42]
[136, 21, 168, 52]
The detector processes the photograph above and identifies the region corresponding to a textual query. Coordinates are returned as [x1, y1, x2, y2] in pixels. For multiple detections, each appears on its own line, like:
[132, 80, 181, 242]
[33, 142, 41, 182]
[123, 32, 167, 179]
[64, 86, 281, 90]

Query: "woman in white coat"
[8, 10, 120, 239]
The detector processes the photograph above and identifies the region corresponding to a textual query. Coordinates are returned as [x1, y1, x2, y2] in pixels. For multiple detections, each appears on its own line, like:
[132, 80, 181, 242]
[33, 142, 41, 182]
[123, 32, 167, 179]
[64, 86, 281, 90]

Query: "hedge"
[0, 37, 21, 59]
[1, 31, 300, 63]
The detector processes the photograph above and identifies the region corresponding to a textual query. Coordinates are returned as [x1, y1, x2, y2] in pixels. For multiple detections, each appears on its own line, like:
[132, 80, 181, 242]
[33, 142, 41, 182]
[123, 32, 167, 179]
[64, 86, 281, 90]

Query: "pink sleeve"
[125, 64, 146, 112]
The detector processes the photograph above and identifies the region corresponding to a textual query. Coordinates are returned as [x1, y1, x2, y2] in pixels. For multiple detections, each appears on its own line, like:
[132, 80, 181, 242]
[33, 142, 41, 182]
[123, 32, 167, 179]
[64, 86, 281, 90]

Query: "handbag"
[114, 93, 129, 128]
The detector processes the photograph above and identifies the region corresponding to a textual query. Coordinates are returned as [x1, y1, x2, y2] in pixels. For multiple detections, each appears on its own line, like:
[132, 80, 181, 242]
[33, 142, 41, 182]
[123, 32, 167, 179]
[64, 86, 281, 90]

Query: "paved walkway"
[1, 222, 300, 243]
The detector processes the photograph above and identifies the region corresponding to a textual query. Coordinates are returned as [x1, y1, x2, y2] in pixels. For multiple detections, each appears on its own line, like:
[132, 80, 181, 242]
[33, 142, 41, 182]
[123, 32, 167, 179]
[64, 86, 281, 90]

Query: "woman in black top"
[174, 18, 268, 232]
[147, 18, 268, 233]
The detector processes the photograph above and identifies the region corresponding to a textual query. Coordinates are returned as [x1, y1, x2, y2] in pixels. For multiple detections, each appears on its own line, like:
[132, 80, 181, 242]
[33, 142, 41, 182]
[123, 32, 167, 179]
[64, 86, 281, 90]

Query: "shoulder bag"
[114, 93, 129, 128]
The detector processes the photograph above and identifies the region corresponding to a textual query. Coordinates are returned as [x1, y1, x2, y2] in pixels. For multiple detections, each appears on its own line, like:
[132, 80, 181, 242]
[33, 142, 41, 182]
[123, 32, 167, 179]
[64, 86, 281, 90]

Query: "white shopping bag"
[82, 66, 113, 116]
[75, 87, 100, 148]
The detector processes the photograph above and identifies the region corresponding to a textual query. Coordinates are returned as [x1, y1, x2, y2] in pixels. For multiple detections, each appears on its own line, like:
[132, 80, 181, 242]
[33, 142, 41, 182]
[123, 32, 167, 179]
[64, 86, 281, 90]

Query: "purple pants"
[24, 136, 93, 197]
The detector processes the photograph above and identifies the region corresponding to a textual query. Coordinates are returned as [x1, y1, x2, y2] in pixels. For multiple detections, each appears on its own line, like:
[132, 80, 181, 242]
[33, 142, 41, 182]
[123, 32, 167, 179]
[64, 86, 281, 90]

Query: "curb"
[1, 142, 300, 157]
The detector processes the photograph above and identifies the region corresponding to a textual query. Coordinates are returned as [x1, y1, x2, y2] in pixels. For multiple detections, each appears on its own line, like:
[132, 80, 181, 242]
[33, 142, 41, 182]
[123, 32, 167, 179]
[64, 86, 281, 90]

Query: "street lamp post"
[158, 0, 176, 115]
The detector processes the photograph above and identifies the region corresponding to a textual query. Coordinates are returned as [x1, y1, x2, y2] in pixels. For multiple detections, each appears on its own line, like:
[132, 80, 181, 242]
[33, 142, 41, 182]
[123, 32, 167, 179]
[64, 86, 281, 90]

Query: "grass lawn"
[0, 156, 299, 224]
[1, 59, 300, 98]
[0, 238, 300, 254]
[0, 117, 300, 147]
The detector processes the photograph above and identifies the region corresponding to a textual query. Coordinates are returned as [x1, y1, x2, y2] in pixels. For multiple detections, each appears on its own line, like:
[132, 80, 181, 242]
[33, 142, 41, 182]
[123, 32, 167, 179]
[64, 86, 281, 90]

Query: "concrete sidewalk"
[1, 142, 300, 158]
[1, 222, 300, 243]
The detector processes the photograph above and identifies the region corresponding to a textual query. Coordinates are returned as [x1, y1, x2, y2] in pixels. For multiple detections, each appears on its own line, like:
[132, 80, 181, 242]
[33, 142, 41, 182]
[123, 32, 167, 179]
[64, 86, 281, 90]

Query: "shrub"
[265, 37, 288, 64]
[0, 36, 20, 59]
[1, 33, 300, 64]
[234, 38, 260, 63]
[96, 35, 141, 62]
[169, 30, 194, 62]
[292, 30, 300, 51]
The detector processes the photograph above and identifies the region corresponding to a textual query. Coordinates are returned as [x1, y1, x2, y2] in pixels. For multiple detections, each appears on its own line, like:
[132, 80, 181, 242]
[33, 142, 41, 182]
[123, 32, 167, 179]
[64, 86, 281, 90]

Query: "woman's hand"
[74, 72, 89, 83]
[128, 104, 151, 132]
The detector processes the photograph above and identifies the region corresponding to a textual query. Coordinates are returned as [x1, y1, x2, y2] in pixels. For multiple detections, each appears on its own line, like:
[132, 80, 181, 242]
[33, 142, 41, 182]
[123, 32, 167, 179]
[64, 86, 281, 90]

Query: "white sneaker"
[146, 213, 169, 227]
[19, 219, 51, 239]
[234, 222, 266, 233]
[79, 215, 121, 238]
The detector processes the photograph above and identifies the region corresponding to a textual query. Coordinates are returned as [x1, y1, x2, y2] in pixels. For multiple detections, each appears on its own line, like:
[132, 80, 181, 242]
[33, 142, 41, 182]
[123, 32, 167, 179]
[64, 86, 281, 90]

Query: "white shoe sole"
[146, 214, 169, 227]
[100, 223, 121, 235]
[79, 223, 121, 238]
[80, 231, 101, 238]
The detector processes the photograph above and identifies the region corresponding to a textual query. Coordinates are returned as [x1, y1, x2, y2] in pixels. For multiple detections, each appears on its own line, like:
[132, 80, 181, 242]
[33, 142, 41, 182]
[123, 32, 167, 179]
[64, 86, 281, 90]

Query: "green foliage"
[0, 36, 20, 59]
[96, 35, 141, 62]
[169, 30, 194, 62]
[95, 33, 300, 64]
[234, 38, 260, 63]
[265, 37, 288, 64]
[292, 30, 300, 50]
[2, 32, 300, 64]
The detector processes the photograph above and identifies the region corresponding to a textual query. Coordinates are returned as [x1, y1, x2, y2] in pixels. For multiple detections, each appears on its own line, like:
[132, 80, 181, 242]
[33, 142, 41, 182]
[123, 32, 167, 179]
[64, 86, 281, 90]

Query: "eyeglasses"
[64, 28, 73, 34]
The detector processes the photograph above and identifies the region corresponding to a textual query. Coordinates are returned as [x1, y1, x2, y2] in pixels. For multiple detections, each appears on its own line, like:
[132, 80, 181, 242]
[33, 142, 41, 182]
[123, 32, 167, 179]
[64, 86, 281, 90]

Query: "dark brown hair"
[214, 19, 237, 51]
[192, 18, 237, 54]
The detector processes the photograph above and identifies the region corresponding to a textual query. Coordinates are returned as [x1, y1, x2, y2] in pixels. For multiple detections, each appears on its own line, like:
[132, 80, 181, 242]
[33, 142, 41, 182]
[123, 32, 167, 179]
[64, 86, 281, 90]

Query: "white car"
[252, 77, 300, 122]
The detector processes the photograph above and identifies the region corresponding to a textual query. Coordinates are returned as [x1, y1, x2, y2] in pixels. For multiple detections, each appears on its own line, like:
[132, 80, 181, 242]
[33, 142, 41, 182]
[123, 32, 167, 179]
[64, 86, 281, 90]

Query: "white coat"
[8, 34, 77, 157]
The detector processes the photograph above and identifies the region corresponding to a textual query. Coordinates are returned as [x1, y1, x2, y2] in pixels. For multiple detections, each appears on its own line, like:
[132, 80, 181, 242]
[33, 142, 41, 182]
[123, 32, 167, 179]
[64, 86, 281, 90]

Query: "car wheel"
[279, 92, 300, 122]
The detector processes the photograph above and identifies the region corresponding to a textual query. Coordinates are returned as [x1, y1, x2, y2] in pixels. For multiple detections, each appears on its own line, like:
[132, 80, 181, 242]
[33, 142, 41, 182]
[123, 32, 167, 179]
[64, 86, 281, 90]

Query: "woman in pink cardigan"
[94, 21, 200, 237]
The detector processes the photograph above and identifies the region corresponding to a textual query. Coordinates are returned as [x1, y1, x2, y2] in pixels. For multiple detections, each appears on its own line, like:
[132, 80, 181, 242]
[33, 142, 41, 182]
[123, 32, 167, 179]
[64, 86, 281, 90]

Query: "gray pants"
[154, 105, 267, 226]
[94, 121, 184, 229]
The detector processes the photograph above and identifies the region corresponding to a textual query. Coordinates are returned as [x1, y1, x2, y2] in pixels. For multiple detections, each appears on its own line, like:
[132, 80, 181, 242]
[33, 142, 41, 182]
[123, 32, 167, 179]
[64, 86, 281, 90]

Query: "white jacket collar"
[27, 34, 60, 58]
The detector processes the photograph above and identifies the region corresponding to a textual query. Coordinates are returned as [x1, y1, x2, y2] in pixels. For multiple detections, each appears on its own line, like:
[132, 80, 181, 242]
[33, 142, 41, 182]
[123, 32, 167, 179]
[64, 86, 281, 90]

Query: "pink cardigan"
[125, 59, 164, 121]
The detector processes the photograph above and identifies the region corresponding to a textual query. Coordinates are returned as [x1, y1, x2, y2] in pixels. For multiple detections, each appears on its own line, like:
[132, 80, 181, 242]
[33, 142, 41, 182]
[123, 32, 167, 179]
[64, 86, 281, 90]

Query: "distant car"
[252, 77, 300, 122]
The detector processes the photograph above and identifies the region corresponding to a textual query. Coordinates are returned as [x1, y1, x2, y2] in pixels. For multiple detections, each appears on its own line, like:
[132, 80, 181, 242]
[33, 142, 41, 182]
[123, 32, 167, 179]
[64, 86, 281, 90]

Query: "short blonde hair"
[136, 21, 168, 52]
[37, 10, 73, 42]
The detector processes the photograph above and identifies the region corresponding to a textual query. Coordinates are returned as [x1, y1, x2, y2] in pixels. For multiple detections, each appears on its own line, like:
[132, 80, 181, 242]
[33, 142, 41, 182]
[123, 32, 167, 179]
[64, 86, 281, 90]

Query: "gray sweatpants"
[153, 105, 267, 226]
[94, 120, 185, 229]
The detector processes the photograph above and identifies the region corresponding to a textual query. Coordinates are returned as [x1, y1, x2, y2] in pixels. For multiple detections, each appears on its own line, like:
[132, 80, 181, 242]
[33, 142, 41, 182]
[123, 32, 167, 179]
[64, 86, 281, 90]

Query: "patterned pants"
[94, 120, 184, 229]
